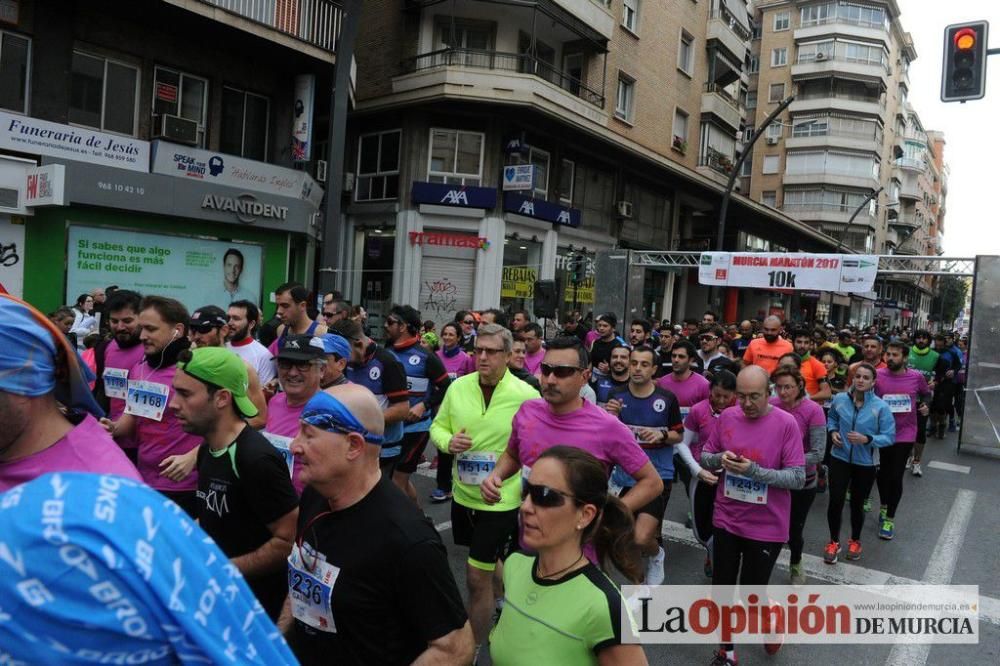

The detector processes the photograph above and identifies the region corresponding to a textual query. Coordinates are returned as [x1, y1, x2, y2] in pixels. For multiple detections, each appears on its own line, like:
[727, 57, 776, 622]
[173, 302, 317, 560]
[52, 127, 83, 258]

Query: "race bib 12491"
[724, 473, 768, 504]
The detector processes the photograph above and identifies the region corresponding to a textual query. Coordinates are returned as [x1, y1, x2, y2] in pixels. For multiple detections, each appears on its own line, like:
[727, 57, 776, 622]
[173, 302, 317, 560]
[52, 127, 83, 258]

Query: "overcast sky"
[899, 0, 1000, 258]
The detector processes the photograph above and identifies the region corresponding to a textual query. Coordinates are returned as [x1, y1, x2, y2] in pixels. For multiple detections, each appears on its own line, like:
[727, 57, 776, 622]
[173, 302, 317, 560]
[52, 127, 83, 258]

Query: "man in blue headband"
[281, 384, 473, 665]
[319, 332, 351, 389]
[0, 294, 140, 492]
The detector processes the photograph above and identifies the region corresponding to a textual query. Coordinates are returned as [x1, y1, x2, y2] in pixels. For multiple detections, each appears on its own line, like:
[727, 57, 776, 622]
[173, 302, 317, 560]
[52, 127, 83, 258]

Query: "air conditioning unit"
[153, 114, 199, 146]
[616, 200, 633, 219]
[815, 52, 827, 61]
[766, 136, 779, 145]
[315, 159, 328, 184]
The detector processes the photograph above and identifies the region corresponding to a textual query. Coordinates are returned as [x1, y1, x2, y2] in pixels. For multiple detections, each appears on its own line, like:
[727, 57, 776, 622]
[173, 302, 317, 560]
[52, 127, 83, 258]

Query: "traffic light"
[570, 254, 587, 285]
[941, 21, 989, 102]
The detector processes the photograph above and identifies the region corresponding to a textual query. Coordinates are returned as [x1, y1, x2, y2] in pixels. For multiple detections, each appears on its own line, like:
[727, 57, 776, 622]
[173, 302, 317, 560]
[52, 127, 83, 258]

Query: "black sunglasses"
[462, 319, 476, 325]
[385, 317, 402, 326]
[540, 363, 583, 378]
[521, 480, 579, 508]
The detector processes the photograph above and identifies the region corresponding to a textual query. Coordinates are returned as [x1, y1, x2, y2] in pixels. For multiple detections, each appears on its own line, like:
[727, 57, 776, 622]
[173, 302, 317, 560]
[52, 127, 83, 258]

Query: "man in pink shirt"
[656, 340, 710, 418]
[700, 366, 805, 665]
[520, 323, 545, 376]
[0, 294, 140, 492]
[481, 336, 662, 516]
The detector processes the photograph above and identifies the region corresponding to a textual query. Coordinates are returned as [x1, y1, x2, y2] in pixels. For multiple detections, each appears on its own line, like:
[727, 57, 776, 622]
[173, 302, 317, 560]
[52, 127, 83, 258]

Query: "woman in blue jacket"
[824, 362, 895, 564]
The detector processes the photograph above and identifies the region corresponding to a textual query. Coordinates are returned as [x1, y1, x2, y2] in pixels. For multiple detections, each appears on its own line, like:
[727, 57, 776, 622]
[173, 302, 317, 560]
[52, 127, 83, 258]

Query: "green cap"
[178, 347, 259, 418]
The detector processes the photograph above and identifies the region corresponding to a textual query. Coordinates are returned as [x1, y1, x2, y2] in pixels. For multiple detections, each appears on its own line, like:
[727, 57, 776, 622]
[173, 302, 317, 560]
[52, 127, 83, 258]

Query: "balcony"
[707, 11, 751, 65]
[550, 0, 616, 41]
[781, 203, 877, 229]
[180, 0, 341, 55]
[785, 126, 883, 153]
[789, 95, 883, 118]
[698, 146, 736, 177]
[783, 170, 880, 190]
[794, 19, 890, 47]
[393, 48, 607, 123]
[791, 55, 890, 87]
[701, 84, 742, 130]
[889, 211, 919, 231]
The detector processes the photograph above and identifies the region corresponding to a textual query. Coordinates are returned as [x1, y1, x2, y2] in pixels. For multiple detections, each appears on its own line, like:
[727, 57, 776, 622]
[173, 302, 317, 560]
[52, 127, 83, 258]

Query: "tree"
[930, 275, 970, 329]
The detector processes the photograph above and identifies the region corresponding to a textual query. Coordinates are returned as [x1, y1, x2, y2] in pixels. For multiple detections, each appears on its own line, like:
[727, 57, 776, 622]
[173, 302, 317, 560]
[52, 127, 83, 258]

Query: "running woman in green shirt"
[490, 446, 648, 666]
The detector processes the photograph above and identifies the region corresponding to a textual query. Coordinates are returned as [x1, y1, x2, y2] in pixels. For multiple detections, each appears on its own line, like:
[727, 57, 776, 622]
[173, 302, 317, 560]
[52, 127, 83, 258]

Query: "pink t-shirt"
[264, 392, 308, 494]
[103, 340, 145, 450]
[683, 399, 724, 465]
[523, 349, 545, 376]
[656, 371, 711, 410]
[130, 361, 201, 493]
[875, 368, 930, 443]
[703, 406, 805, 543]
[585, 329, 600, 348]
[769, 397, 826, 478]
[437, 348, 476, 379]
[507, 399, 649, 478]
[0, 414, 142, 493]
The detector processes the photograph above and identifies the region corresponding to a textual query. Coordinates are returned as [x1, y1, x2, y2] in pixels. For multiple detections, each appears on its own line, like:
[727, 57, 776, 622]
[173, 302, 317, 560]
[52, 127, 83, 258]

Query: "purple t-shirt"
[508, 399, 649, 479]
[703, 406, 804, 543]
[437, 348, 476, 379]
[684, 399, 724, 464]
[103, 340, 145, 450]
[0, 414, 142, 493]
[769, 396, 825, 479]
[656, 372, 711, 413]
[264, 392, 307, 494]
[523, 349, 545, 376]
[875, 368, 930, 443]
[130, 361, 201, 493]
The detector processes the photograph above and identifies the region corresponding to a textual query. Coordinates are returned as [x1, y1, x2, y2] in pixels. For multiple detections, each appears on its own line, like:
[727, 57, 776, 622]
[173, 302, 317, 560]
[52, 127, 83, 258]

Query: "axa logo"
[518, 201, 535, 216]
[556, 210, 571, 224]
[441, 189, 469, 205]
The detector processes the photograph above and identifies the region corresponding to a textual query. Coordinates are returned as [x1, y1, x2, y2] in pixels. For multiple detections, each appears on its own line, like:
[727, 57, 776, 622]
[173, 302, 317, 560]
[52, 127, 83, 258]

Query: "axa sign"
[411, 182, 497, 209]
[503, 192, 581, 228]
[201, 192, 288, 223]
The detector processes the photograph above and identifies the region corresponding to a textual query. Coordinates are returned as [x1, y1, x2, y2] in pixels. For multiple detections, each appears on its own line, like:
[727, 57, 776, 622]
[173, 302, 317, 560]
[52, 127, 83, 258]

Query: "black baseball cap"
[277, 335, 326, 362]
[190, 305, 228, 333]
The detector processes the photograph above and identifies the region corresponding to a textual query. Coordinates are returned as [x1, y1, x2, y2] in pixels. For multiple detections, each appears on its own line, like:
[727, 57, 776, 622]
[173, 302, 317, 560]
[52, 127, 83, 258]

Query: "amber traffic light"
[942, 21, 989, 102]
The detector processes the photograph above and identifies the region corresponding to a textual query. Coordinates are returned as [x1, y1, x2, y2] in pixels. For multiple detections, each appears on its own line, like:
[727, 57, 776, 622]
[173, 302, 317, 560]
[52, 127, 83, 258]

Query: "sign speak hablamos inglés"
[698, 252, 879, 293]
[0, 111, 150, 172]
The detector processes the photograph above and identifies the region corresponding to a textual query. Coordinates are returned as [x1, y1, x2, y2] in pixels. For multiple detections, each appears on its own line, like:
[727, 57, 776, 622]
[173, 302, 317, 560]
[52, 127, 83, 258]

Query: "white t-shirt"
[227, 339, 276, 384]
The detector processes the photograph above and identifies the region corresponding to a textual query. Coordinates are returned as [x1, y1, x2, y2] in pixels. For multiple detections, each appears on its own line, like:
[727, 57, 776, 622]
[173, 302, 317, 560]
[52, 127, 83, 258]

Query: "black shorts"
[621, 481, 673, 520]
[451, 502, 518, 572]
[395, 430, 430, 474]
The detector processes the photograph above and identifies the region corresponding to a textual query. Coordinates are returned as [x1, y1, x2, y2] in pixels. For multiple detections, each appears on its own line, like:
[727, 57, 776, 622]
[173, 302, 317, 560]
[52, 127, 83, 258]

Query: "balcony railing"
[403, 48, 605, 108]
[893, 157, 927, 171]
[795, 92, 884, 105]
[703, 83, 741, 111]
[790, 125, 883, 144]
[197, 0, 341, 52]
[698, 146, 736, 175]
[708, 10, 752, 41]
[795, 53, 891, 75]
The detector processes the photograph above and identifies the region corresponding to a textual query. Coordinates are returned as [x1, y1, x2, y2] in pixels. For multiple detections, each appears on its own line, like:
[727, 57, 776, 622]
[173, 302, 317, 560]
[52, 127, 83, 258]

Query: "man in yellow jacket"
[430, 323, 537, 657]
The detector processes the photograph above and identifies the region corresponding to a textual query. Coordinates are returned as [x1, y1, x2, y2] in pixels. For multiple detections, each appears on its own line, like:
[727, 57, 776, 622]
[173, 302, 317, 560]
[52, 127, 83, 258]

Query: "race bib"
[883, 394, 912, 413]
[288, 544, 339, 632]
[456, 451, 497, 485]
[407, 376, 429, 394]
[724, 473, 768, 504]
[124, 380, 169, 421]
[448, 372, 458, 380]
[263, 432, 295, 478]
[521, 464, 532, 481]
[607, 473, 624, 498]
[679, 406, 691, 420]
[103, 368, 129, 400]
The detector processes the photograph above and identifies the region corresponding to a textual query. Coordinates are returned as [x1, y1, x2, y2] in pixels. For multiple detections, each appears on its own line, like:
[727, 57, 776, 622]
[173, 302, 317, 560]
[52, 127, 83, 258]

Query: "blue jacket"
[827, 389, 896, 467]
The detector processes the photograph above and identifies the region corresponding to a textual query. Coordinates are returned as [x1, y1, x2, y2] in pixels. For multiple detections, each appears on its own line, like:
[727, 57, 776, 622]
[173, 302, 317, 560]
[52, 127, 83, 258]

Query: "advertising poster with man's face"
[66, 225, 263, 312]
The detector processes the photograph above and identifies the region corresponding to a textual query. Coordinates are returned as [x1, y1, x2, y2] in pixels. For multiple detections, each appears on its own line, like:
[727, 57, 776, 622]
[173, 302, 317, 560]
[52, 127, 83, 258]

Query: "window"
[428, 128, 484, 185]
[615, 75, 635, 122]
[785, 151, 879, 179]
[746, 91, 757, 110]
[152, 66, 207, 146]
[752, 23, 762, 40]
[221, 87, 270, 160]
[557, 158, 575, 205]
[748, 55, 759, 74]
[529, 147, 550, 198]
[766, 123, 782, 140]
[356, 130, 401, 201]
[762, 155, 780, 174]
[672, 108, 689, 151]
[740, 153, 753, 177]
[768, 82, 785, 102]
[762, 191, 777, 207]
[773, 11, 790, 31]
[623, 0, 639, 33]
[0, 31, 29, 114]
[69, 51, 139, 135]
[678, 31, 694, 75]
[771, 48, 787, 67]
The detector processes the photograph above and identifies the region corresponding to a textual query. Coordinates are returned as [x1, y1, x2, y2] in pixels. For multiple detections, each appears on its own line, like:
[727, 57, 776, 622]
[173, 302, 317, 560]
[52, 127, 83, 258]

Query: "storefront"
[1, 113, 322, 313]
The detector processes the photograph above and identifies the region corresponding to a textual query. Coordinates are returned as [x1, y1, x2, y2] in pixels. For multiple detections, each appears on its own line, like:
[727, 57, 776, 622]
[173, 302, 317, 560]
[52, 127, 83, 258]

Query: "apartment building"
[0, 0, 338, 312]
[345, 0, 845, 328]
[746, 0, 946, 325]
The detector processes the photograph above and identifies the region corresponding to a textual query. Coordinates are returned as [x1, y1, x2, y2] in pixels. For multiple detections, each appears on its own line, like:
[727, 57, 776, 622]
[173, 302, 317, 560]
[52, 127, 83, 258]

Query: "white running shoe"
[644, 546, 666, 587]
[906, 456, 914, 470]
[912, 462, 923, 477]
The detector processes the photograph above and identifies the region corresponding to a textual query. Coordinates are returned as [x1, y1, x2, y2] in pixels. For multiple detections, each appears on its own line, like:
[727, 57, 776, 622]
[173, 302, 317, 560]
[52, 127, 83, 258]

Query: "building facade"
[0, 0, 338, 314]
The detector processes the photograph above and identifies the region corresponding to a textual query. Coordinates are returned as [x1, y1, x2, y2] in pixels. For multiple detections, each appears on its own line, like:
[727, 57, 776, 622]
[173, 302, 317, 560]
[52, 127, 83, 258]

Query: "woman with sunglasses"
[769, 366, 825, 586]
[455, 310, 478, 353]
[490, 446, 648, 666]
[824, 362, 895, 564]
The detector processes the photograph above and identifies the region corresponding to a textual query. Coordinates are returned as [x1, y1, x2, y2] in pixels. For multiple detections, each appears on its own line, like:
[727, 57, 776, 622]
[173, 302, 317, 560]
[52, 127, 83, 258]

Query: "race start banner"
[698, 253, 879, 293]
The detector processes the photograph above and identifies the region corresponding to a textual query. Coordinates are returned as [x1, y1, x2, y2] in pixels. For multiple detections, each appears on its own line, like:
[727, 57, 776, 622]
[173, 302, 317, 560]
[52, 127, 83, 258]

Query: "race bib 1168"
[124, 380, 169, 421]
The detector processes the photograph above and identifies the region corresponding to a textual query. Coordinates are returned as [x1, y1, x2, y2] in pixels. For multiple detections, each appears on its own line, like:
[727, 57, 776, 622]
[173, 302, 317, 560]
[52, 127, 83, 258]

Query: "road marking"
[884, 489, 976, 666]
[926, 460, 971, 474]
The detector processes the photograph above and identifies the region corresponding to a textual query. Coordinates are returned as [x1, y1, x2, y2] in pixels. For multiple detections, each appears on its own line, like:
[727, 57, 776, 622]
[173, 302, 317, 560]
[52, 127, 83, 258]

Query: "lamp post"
[834, 186, 883, 253]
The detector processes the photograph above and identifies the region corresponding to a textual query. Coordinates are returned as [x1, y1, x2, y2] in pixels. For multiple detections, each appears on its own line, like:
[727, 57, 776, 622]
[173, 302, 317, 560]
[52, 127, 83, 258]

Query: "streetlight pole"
[318, 0, 363, 299]
[834, 186, 883, 253]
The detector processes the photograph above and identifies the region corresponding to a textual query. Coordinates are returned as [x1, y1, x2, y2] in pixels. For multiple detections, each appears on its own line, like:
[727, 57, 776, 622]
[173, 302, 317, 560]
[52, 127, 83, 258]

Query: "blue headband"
[301, 391, 384, 445]
[320, 333, 352, 360]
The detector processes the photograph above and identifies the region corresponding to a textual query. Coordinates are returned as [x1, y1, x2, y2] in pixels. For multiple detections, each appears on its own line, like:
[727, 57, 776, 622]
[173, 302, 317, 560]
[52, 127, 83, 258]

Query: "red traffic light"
[954, 27, 977, 51]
